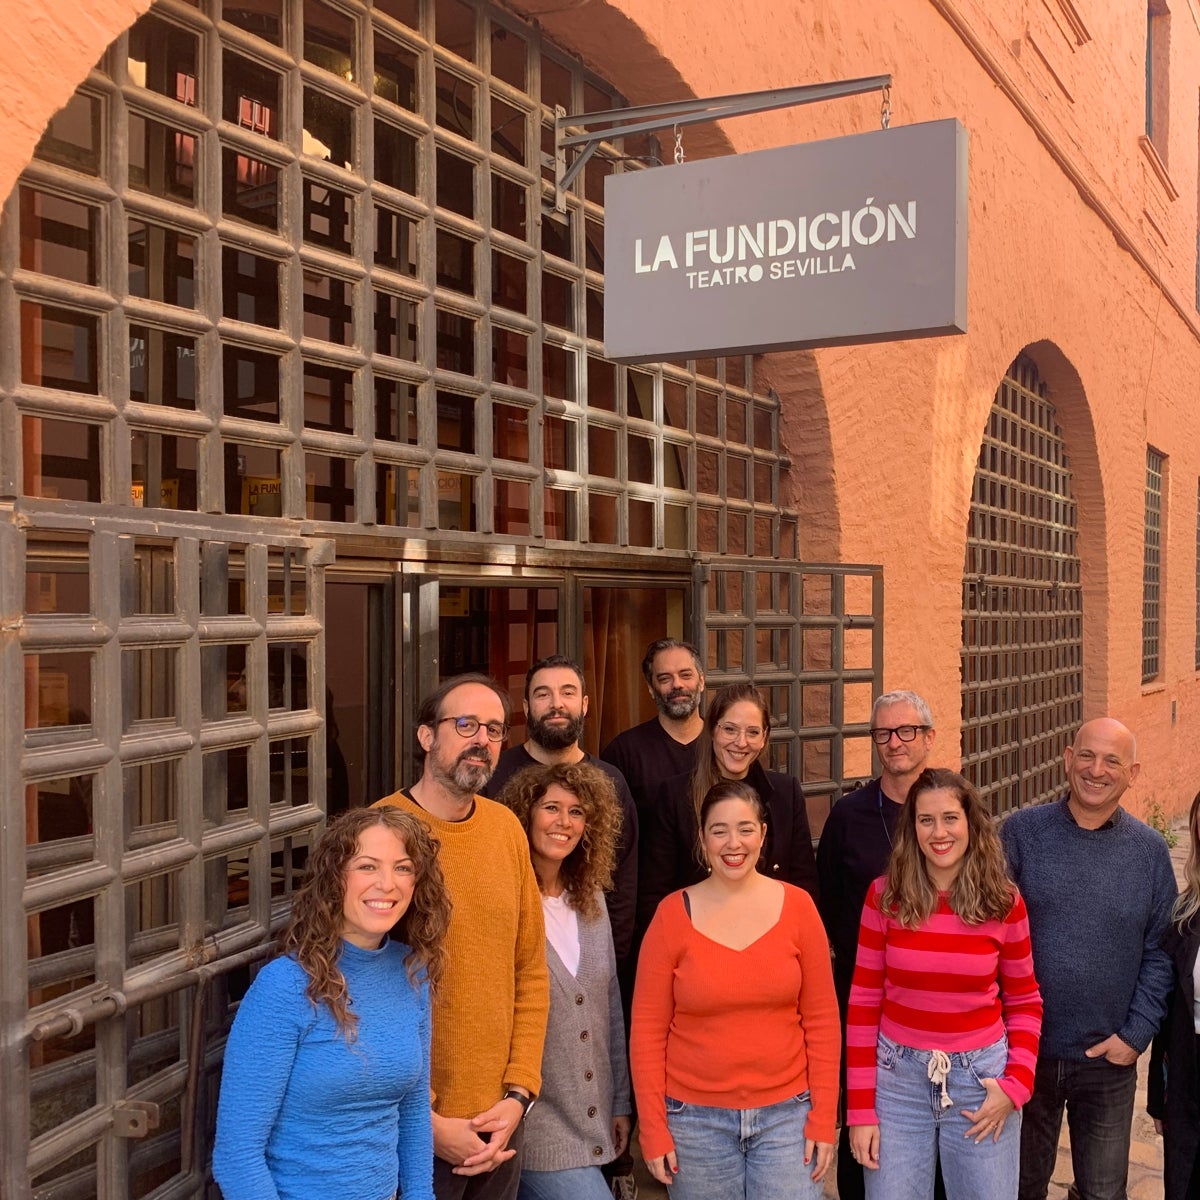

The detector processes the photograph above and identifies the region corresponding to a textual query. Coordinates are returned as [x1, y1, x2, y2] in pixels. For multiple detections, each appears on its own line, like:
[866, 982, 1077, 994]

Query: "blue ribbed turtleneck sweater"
[213, 938, 432, 1200]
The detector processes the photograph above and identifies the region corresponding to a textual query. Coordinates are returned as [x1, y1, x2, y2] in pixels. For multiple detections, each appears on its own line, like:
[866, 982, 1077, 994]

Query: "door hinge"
[113, 1100, 160, 1139]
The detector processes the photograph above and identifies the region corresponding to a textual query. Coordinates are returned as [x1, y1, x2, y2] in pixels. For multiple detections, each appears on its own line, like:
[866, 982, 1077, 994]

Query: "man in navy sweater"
[1002, 717, 1175, 1200]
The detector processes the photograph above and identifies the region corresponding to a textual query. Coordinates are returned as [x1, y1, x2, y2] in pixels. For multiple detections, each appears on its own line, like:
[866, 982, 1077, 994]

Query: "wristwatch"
[504, 1089, 535, 1120]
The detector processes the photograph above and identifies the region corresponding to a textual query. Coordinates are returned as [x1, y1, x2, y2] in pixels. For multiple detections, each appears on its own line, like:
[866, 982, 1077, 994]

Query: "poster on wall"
[603, 118, 968, 364]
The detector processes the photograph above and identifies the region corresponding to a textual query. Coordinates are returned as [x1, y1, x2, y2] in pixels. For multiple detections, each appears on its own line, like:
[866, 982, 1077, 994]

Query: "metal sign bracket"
[548, 74, 893, 214]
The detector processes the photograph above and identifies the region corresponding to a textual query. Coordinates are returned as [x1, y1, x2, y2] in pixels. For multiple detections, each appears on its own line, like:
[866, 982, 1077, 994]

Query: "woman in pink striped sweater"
[846, 768, 1043, 1200]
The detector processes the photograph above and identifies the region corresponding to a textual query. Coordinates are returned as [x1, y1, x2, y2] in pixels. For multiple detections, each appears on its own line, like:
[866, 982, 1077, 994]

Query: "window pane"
[128, 14, 199, 104]
[303, 88, 354, 168]
[25, 651, 93, 728]
[128, 220, 196, 306]
[303, 272, 354, 343]
[129, 112, 196, 203]
[375, 377, 418, 443]
[223, 346, 280, 421]
[131, 431, 200, 510]
[129, 326, 197, 409]
[225, 443, 282, 515]
[34, 91, 101, 174]
[306, 453, 356, 521]
[304, 363, 355, 432]
[22, 417, 101, 501]
[223, 51, 281, 138]
[20, 303, 99, 393]
[222, 148, 280, 228]
[223, 247, 281, 327]
[20, 188, 98, 284]
[374, 32, 417, 109]
[437, 391, 475, 452]
[303, 180, 354, 253]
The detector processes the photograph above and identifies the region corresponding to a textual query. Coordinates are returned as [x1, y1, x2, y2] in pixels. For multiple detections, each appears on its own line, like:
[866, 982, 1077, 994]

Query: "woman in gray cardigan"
[500, 760, 631, 1200]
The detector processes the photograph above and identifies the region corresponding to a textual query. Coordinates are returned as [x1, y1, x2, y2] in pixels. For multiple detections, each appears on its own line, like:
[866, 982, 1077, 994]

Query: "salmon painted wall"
[4, 0, 1200, 814]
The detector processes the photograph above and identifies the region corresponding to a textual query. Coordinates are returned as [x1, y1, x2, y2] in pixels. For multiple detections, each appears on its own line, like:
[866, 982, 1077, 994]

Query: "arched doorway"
[960, 354, 1083, 814]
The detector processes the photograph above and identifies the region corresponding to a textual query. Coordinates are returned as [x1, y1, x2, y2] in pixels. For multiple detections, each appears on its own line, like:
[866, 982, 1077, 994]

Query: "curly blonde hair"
[280, 807, 451, 1037]
[881, 768, 1015, 929]
[499, 760, 620, 920]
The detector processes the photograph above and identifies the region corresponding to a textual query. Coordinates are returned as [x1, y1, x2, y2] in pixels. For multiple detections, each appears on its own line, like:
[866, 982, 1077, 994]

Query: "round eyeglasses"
[868, 724, 931, 745]
[437, 715, 508, 742]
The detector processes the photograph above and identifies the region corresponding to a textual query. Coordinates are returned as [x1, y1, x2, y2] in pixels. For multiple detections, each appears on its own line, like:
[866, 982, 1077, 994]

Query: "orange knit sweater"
[374, 790, 549, 1118]
[630, 884, 841, 1157]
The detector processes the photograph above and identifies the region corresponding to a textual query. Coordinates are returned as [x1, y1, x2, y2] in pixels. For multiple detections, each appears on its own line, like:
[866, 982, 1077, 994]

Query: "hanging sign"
[602, 118, 967, 363]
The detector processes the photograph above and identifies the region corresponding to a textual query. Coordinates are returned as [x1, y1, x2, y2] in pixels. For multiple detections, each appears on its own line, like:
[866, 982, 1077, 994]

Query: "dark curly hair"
[280, 807, 451, 1037]
[881, 767, 1015, 929]
[499, 761, 620, 920]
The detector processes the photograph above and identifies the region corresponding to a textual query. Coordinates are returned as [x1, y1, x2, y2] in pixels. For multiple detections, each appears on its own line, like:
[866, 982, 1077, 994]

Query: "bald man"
[1002, 718, 1176, 1200]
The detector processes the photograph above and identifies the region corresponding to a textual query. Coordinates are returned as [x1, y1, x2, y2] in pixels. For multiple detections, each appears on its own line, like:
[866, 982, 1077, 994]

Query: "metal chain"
[673, 123, 685, 164]
[880, 85, 892, 130]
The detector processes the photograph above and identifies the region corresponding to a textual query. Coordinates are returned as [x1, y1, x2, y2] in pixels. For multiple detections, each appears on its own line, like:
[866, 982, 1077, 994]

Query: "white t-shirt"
[542, 892, 581, 977]
[1191, 950, 1200, 1034]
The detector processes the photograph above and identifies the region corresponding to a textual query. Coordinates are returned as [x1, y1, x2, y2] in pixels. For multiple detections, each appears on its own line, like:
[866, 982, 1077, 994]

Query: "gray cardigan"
[522, 895, 631, 1172]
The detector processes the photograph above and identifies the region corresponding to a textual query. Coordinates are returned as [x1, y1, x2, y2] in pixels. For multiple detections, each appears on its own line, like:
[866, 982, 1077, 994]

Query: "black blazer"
[1149, 917, 1200, 1200]
[637, 759, 818, 931]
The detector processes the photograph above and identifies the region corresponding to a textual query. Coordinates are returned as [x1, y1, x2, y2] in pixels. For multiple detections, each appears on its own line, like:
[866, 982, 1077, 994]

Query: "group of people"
[209, 638, 1192, 1200]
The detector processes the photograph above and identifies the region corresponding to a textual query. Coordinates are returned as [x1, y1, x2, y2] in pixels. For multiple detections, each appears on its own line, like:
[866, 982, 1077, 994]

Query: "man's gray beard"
[430, 749, 493, 797]
[656, 690, 700, 719]
[528, 712, 584, 751]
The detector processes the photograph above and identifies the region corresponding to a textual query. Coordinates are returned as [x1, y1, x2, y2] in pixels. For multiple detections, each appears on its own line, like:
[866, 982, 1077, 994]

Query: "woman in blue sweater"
[214, 807, 451, 1200]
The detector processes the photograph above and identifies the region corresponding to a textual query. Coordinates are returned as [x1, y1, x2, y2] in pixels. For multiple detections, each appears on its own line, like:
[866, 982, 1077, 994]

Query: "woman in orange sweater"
[631, 780, 840, 1199]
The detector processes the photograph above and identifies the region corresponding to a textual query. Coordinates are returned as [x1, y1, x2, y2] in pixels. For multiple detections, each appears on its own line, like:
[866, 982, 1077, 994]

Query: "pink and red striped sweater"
[845, 877, 1043, 1126]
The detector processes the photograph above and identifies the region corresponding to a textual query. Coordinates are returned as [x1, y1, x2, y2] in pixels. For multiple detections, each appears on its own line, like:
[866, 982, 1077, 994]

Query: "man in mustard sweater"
[375, 674, 549, 1200]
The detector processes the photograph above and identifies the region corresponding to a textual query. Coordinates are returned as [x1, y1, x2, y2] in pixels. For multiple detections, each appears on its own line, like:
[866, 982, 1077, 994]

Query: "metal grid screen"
[0, 503, 331, 1198]
[960, 356, 1083, 815]
[0, 0, 797, 563]
[696, 560, 884, 835]
[1143, 447, 1164, 682]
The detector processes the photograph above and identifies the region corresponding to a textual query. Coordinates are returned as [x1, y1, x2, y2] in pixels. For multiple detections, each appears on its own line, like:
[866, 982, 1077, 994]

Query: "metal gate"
[694, 558, 884, 834]
[960, 355, 1083, 815]
[0, 501, 331, 1198]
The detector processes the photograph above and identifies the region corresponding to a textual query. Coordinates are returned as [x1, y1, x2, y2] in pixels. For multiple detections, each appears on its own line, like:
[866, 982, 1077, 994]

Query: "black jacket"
[1149, 916, 1200, 1200]
[637, 759, 818, 931]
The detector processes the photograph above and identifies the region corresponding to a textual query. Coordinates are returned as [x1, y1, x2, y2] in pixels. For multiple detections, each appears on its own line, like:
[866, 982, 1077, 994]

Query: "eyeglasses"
[869, 724, 930, 745]
[436, 715, 508, 743]
[715, 722, 765, 742]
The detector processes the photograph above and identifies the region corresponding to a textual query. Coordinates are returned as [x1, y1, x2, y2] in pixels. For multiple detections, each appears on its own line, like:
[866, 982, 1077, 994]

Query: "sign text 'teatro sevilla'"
[602, 118, 968, 364]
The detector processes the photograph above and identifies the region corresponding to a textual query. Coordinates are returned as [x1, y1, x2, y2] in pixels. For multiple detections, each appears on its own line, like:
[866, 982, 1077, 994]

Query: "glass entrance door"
[404, 568, 691, 757]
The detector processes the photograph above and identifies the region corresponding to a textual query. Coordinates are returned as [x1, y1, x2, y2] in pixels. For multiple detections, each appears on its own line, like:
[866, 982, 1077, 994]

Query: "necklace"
[878, 788, 894, 849]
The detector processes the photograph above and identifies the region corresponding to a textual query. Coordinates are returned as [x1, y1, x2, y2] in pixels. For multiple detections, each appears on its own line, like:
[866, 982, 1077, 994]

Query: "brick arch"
[0, 0, 151, 205]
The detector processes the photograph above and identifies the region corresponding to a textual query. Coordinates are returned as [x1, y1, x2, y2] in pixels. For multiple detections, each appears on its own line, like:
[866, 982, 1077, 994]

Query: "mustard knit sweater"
[375, 790, 549, 1117]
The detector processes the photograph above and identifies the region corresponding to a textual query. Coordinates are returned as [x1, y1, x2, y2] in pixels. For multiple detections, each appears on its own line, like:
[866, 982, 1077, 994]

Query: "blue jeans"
[663, 1092, 824, 1200]
[517, 1165, 613, 1200]
[1017, 1055, 1137, 1200]
[867, 1034, 1020, 1200]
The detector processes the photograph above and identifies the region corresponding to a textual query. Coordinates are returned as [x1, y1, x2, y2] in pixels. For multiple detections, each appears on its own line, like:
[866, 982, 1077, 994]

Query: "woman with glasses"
[500, 760, 631, 1200]
[632, 779, 840, 1199]
[638, 681, 818, 931]
[846, 768, 1043, 1200]
[214, 807, 451, 1200]
[1148, 789, 1200, 1200]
